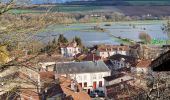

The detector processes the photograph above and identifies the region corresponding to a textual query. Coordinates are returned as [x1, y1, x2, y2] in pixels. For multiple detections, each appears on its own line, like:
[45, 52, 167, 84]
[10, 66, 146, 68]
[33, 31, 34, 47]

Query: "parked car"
[89, 91, 98, 98]
[97, 91, 105, 97]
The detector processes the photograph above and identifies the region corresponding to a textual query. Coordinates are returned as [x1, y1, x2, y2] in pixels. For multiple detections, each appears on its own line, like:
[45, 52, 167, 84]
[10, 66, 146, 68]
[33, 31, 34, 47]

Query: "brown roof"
[106, 82, 144, 99]
[1, 71, 30, 81]
[59, 77, 91, 100]
[40, 71, 55, 81]
[37, 54, 71, 62]
[19, 89, 40, 100]
[60, 41, 79, 48]
[83, 53, 101, 61]
[97, 44, 129, 52]
[0, 89, 40, 100]
[135, 59, 152, 68]
[75, 53, 101, 61]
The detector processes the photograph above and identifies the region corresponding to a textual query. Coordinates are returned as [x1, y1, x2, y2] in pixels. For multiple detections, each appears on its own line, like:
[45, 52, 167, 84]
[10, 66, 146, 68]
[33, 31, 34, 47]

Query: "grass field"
[126, 1, 170, 6]
[50, 5, 100, 12]
[8, 5, 102, 14]
[9, 9, 43, 14]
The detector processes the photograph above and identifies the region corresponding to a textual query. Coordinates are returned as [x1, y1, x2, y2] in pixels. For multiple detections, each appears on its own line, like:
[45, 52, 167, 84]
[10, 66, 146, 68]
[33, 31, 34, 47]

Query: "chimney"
[94, 60, 98, 66]
[54, 71, 59, 80]
[92, 53, 95, 61]
[37, 74, 41, 93]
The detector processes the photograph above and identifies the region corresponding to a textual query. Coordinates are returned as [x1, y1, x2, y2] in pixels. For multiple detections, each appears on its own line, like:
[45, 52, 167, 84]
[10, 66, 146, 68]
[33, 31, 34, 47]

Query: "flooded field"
[37, 20, 169, 46]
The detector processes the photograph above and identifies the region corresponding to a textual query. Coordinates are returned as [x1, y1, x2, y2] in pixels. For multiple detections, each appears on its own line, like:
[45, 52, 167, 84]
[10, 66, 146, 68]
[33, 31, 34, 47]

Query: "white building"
[96, 45, 129, 59]
[60, 41, 81, 57]
[47, 61, 111, 93]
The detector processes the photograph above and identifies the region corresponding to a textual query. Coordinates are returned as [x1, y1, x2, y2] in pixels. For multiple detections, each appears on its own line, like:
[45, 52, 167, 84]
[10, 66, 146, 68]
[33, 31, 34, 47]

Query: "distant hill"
[65, 0, 170, 6]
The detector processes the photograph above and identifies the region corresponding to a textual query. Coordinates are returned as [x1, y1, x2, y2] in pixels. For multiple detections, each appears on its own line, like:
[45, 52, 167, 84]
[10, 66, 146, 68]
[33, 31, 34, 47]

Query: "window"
[84, 82, 87, 87]
[79, 83, 82, 87]
[99, 81, 102, 87]
[78, 76, 82, 81]
[98, 74, 103, 79]
[93, 75, 96, 80]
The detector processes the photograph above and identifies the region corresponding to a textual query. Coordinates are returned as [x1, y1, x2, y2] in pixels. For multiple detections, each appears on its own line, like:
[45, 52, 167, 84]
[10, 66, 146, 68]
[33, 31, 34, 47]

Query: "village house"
[95, 44, 129, 59]
[105, 81, 147, 100]
[0, 60, 64, 100]
[46, 60, 111, 94]
[60, 41, 81, 57]
[103, 73, 149, 100]
[104, 73, 133, 88]
[151, 50, 170, 71]
[131, 59, 152, 75]
[129, 44, 161, 59]
[103, 73, 138, 99]
[108, 54, 137, 71]
[40, 71, 91, 100]
[0, 64, 41, 99]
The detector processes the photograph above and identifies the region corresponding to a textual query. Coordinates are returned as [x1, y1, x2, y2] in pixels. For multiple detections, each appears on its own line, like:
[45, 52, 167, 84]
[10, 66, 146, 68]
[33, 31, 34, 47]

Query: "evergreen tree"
[58, 34, 68, 44]
[73, 36, 82, 46]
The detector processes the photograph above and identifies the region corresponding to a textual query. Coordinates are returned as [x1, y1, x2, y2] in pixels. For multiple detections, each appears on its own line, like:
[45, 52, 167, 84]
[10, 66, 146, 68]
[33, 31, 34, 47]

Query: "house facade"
[48, 61, 111, 93]
[60, 41, 81, 57]
[96, 44, 129, 59]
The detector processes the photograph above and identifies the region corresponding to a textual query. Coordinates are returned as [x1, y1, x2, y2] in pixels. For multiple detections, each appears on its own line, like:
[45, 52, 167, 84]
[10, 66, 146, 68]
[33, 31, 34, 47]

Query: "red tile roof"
[60, 41, 78, 48]
[59, 77, 91, 100]
[97, 44, 129, 52]
[83, 53, 101, 61]
[40, 71, 55, 81]
[75, 53, 101, 61]
[19, 89, 40, 100]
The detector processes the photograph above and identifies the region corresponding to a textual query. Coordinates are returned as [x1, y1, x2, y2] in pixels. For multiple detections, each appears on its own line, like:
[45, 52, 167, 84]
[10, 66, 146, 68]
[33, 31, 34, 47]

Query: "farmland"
[8, 4, 170, 17]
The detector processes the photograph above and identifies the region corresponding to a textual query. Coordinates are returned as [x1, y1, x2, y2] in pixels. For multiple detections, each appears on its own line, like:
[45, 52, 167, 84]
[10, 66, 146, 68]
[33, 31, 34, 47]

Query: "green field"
[8, 5, 102, 14]
[127, 1, 170, 6]
[50, 5, 101, 12]
[8, 9, 43, 14]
